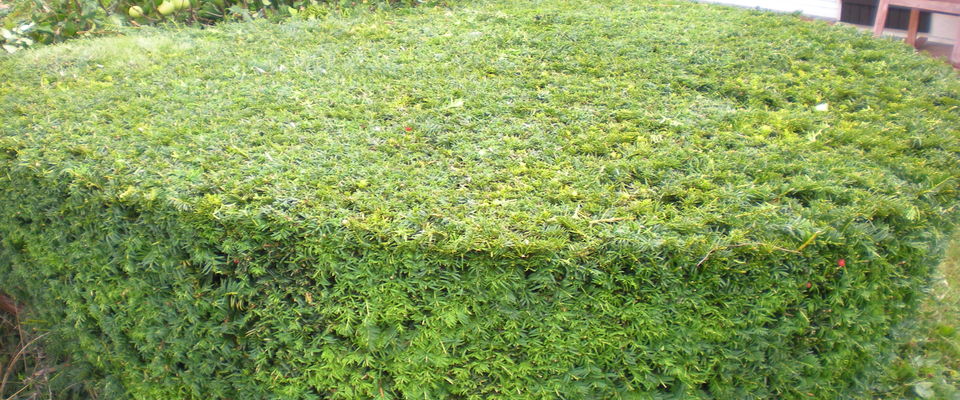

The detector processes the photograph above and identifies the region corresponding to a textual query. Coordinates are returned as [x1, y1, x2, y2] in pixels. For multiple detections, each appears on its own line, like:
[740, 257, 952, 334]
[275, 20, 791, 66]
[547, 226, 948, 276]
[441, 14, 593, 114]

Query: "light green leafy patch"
[20, 34, 196, 70]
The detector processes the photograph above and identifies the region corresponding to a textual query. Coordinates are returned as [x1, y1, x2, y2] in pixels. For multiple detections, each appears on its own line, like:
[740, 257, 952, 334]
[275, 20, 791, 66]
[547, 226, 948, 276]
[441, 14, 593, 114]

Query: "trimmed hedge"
[1, 0, 959, 398]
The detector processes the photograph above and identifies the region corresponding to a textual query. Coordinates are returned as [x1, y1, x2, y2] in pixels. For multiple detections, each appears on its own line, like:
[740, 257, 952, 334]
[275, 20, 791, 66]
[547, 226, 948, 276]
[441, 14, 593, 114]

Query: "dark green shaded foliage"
[1, 0, 959, 398]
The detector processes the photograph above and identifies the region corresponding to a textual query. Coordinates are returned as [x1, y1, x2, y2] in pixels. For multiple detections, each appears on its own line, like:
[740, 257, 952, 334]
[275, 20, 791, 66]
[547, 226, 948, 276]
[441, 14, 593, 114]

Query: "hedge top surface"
[1, 0, 959, 258]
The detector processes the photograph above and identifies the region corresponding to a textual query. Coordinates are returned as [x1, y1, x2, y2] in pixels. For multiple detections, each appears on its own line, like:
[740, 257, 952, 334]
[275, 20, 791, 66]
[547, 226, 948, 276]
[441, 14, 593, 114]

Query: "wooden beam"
[886, 0, 960, 14]
[906, 8, 921, 47]
[874, 0, 892, 36]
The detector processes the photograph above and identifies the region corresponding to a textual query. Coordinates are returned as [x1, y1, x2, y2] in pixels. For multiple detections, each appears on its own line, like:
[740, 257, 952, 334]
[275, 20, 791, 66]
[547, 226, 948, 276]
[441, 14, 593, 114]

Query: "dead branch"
[0, 333, 48, 396]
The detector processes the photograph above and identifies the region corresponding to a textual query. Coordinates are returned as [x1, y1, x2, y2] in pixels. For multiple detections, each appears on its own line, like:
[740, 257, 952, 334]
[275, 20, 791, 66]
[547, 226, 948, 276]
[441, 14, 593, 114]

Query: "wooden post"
[906, 9, 921, 46]
[952, 19, 960, 67]
[874, 0, 891, 36]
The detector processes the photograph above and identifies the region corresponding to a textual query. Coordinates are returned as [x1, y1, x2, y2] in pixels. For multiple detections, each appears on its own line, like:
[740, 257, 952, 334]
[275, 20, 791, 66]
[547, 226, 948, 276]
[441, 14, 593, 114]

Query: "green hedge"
[1, 0, 959, 398]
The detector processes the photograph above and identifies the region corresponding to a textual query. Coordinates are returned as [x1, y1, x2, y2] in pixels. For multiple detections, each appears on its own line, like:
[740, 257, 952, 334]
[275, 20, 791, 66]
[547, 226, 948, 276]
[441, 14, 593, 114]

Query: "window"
[840, 0, 932, 32]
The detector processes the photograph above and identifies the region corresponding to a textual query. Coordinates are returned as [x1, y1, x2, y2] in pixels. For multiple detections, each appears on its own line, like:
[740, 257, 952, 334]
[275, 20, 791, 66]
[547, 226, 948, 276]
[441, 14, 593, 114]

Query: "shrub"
[1, 0, 959, 398]
[0, 0, 430, 51]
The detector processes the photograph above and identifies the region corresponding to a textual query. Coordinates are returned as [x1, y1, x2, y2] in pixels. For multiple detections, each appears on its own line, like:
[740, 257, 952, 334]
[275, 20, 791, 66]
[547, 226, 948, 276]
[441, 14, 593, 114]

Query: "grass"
[1, 0, 959, 397]
[874, 237, 960, 399]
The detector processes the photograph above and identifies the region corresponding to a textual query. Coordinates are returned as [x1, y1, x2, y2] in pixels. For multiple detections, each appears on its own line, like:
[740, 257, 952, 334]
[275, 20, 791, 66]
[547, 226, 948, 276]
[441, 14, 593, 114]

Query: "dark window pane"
[840, 0, 931, 32]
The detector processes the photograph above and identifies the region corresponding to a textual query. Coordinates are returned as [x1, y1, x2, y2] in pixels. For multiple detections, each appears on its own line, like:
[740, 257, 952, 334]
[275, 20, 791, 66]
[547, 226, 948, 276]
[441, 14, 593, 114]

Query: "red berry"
[838, 259, 846, 268]
[805, 282, 812, 289]
[404, 126, 412, 132]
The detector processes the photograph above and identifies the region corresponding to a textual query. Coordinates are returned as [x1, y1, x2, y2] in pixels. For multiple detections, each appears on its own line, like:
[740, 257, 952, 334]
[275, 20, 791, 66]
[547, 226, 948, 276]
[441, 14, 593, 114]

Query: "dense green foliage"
[1, 0, 959, 398]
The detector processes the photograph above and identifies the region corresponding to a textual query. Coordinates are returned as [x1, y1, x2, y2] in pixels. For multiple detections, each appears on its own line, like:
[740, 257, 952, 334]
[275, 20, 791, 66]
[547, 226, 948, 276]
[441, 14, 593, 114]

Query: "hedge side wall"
[1, 0, 959, 398]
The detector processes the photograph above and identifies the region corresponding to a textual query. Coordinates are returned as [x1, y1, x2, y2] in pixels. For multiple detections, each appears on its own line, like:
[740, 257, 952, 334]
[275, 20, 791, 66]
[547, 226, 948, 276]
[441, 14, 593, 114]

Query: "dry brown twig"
[0, 332, 49, 397]
[696, 242, 802, 269]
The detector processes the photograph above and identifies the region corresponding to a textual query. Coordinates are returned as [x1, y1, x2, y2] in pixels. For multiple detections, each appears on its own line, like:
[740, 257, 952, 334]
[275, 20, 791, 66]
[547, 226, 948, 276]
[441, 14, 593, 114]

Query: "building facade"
[701, 0, 959, 43]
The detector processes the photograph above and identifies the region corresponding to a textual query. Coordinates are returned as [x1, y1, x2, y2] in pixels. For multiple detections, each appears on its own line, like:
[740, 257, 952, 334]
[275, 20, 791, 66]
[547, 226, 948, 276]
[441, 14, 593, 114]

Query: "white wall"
[698, 0, 840, 19]
[930, 14, 960, 43]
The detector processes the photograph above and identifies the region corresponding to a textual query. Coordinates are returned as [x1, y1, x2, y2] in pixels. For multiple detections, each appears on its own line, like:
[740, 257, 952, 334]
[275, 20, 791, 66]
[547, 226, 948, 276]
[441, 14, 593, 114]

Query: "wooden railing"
[874, 0, 960, 66]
